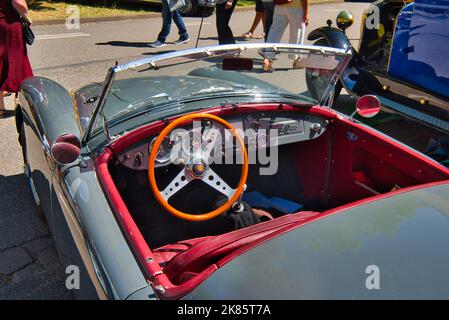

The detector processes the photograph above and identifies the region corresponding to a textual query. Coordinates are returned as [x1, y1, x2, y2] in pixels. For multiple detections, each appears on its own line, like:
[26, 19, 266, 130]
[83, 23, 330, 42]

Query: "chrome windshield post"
[83, 67, 116, 143]
[318, 52, 352, 107]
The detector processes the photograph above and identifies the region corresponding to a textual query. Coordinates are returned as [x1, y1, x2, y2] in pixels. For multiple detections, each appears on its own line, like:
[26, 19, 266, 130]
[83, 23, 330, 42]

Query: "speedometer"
[149, 136, 172, 164]
[174, 130, 202, 157]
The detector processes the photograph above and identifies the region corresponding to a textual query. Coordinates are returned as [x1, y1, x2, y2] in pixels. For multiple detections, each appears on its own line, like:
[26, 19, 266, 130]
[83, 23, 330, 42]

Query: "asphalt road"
[0, 2, 369, 299]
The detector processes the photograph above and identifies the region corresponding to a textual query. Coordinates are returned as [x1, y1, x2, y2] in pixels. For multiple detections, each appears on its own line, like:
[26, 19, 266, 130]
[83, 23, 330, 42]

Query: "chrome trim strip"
[113, 43, 351, 73]
[377, 95, 449, 133]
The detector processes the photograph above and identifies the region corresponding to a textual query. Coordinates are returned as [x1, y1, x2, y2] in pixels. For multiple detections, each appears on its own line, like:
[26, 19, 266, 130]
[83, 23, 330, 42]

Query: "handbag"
[168, 0, 186, 12]
[22, 19, 35, 46]
[273, 0, 292, 4]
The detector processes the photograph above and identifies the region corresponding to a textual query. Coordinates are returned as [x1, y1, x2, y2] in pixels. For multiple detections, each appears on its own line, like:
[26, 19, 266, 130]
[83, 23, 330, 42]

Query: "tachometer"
[185, 131, 203, 156]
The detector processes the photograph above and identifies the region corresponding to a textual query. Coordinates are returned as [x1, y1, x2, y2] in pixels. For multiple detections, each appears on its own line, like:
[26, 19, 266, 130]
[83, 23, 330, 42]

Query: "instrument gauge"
[179, 130, 202, 156]
[149, 136, 172, 164]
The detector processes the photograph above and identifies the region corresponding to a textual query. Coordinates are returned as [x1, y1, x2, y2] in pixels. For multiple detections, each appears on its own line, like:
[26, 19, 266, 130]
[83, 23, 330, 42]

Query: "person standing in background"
[262, 0, 309, 71]
[0, 0, 33, 118]
[149, 0, 190, 48]
[216, 0, 238, 45]
[261, 0, 274, 42]
[241, 0, 266, 40]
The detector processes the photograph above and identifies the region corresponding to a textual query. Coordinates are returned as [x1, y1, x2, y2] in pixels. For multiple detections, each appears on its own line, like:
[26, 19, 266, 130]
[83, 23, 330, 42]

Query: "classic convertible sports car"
[15, 44, 449, 299]
[307, 0, 449, 136]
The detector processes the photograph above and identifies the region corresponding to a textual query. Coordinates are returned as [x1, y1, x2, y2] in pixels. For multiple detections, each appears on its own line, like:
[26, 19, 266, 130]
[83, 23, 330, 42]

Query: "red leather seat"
[152, 236, 212, 267]
[152, 211, 319, 285]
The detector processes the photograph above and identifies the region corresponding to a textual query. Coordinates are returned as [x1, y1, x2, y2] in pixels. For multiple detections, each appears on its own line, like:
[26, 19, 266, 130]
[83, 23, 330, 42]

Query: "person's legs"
[286, 7, 304, 44]
[216, 0, 238, 45]
[261, 11, 266, 33]
[248, 0, 264, 35]
[216, 3, 227, 44]
[249, 12, 263, 34]
[243, 10, 264, 39]
[172, 9, 189, 39]
[263, 6, 289, 71]
[266, 6, 288, 43]
[262, 2, 274, 42]
[285, 7, 305, 62]
[156, 0, 173, 43]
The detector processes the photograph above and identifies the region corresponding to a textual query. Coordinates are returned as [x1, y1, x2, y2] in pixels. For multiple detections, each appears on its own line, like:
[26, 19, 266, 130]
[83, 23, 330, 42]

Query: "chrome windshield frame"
[83, 43, 352, 143]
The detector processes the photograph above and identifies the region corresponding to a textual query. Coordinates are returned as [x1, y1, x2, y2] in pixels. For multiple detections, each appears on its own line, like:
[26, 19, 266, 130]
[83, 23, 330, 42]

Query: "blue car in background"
[307, 0, 449, 136]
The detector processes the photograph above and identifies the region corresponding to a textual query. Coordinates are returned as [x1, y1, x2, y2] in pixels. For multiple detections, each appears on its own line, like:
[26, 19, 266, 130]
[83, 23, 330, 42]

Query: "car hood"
[185, 182, 449, 299]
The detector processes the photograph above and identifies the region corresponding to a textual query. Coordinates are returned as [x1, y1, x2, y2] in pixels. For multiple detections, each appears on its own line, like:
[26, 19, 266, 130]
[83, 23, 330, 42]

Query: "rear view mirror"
[355, 95, 381, 118]
[51, 133, 81, 165]
[222, 57, 253, 71]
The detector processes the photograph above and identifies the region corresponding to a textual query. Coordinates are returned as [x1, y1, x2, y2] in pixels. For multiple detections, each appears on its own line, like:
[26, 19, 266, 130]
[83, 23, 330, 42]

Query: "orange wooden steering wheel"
[148, 113, 248, 222]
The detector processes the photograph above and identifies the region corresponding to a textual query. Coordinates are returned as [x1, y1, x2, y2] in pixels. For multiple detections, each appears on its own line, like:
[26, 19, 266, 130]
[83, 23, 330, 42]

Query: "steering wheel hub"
[189, 162, 208, 178]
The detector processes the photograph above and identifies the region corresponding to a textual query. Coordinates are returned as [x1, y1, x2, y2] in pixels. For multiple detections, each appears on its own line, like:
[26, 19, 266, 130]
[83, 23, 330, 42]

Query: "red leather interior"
[288, 117, 449, 208]
[327, 118, 449, 206]
[156, 211, 320, 285]
[96, 103, 449, 298]
[153, 237, 211, 267]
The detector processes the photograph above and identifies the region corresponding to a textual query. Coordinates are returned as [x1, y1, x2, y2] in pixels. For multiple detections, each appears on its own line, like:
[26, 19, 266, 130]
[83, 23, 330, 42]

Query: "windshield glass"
[86, 44, 351, 141]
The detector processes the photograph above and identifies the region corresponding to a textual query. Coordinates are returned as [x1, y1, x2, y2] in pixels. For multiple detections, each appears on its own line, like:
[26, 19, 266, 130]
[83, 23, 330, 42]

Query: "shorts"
[256, 0, 264, 12]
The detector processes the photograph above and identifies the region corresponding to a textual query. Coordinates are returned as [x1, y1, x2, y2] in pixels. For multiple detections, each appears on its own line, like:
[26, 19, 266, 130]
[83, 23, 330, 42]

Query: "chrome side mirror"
[51, 133, 81, 165]
[354, 95, 382, 118]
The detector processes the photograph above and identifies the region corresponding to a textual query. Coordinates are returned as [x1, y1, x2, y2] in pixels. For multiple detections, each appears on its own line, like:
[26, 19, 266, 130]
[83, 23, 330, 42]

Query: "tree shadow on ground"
[28, 0, 55, 11]
[0, 173, 50, 251]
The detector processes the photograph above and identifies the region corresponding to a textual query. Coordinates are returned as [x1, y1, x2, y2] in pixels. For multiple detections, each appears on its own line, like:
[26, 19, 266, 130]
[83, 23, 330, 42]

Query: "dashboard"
[116, 111, 328, 171]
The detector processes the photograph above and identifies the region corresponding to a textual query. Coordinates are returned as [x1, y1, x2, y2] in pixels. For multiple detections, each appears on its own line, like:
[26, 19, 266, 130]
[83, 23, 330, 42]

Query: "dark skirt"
[0, 15, 33, 93]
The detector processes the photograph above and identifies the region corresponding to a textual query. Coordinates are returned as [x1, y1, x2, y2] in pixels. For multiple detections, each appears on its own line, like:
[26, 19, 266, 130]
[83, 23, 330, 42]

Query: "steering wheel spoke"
[203, 168, 235, 198]
[161, 169, 189, 201]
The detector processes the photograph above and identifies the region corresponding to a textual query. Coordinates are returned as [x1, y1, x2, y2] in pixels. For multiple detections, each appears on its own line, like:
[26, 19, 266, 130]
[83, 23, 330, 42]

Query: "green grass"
[238, 0, 339, 6]
[236, 0, 257, 6]
[28, 0, 335, 21]
[235, 0, 337, 7]
[29, 1, 156, 21]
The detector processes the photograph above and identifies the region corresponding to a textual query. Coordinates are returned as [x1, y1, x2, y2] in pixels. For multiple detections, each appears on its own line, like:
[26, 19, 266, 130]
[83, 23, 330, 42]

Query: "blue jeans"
[157, 0, 189, 42]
